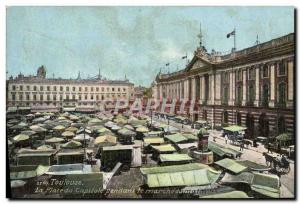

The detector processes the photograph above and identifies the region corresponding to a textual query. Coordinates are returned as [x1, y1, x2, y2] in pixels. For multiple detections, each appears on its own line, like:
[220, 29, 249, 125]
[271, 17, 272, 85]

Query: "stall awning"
[63, 107, 76, 112]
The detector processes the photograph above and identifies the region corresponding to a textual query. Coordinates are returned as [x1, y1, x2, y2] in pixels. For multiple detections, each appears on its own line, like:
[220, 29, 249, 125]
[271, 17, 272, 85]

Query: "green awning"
[165, 133, 188, 143]
[143, 137, 165, 144]
[223, 125, 247, 132]
[276, 133, 292, 141]
[10, 165, 49, 180]
[13, 134, 30, 142]
[209, 142, 242, 158]
[251, 172, 280, 198]
[61, 140, 82, 149]
[151, 144, 176, 153]
[145, 168, 220, 188]
[141, 163, 208, 175]
[159, 153, 193, 162]
[200, 191, 250, 198]
[214, 158, 247, 174]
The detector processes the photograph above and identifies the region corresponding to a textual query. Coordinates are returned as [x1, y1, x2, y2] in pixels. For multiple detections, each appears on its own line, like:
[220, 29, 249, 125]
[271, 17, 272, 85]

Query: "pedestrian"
[225, 134, 228, 144]
[240, 140, 244, 151]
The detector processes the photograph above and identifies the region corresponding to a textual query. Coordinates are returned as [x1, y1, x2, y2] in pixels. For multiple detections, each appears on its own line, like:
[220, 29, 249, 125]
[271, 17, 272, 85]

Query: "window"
[53, 95, 57, 101]
[91, 87, 94, 92]
[277, 116, 286, 134]
[72, 95, 75, 100]
[72, 87, 75, 91]
[249, 67, 255, 80]
[278, 61, 286, 76]
[47, 95, 50, 101]
[54, 86, 57, 91]
[27, 86, 30, 90]
[79, 87, 81, 91]
[26, 94, 30, 100]
[236, 85, 242, 105]
[248, 84, 255, 105]
[47, 86, 50, 91]
[96, 87, 99, 92]
[102, 87, 104, 92]
[262, 64, 269, 78]
[12, 85, 16, 91]
[278, 82, 286, 107]
[34, 86, 37, 91]
[101, 95, 104, 100]
[40, 95, 43, 101]
[66, 95, 69, 100]
[118, 88, 120, 92]
[262, 84, 269, 107]
[20, 85, 23, 91]
[19, 93, 23, 100]
[123, 88, 126, 92]
[40, 86, 43, 91]
[223, 111, 228, 124]
[91, 95, 94, 100]
[66, 87, 69, 91]
[60, 86, 63, 91]
[12, 94, 15, 101]
[85, 87, 88, 92]
[79, 95, 81, 100]
[85, 95, 87, 100]
[33, 95, 36, 100]
[60, 95, 63, 100]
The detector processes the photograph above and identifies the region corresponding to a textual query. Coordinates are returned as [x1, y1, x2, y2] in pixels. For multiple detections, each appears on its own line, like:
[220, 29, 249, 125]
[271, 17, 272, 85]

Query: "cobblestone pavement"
[153, 117, 295, 198]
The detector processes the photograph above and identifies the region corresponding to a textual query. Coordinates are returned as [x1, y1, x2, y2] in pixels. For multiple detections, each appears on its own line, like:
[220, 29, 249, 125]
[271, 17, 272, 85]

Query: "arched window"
[278, 82, 286, 107]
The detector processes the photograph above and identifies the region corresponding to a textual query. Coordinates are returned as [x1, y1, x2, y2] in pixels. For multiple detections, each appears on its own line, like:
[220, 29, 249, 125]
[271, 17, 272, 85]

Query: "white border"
[1, 1, 299, 203]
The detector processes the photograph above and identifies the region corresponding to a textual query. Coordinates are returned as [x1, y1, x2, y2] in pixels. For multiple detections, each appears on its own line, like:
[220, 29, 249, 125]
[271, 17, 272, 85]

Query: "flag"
[166, 63, 170, 66]
[182, 56, 187, 59]
[226, 30, 235, 38]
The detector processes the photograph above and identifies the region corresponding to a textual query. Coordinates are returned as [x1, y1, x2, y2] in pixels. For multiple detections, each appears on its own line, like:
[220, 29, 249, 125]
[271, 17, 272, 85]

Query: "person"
[277, 143, 281, 154]
[239, 140, 244, 151]
[224, 134, 228, 144]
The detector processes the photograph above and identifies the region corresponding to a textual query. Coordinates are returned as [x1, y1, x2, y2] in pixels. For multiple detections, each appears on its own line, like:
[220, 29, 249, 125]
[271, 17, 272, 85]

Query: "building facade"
[7, 66, 135, 112]
[153, 33, 295, 138]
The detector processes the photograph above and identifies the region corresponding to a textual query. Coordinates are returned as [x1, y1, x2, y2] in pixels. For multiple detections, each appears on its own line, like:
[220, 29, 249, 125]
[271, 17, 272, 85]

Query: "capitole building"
[6, 66, 135, 113]
[153, 33, 295, 139]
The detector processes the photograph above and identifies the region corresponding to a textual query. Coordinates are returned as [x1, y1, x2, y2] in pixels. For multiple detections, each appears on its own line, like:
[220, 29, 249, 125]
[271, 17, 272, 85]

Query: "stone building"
[153, 33, 295, 138]
[7, 66, 135, 112]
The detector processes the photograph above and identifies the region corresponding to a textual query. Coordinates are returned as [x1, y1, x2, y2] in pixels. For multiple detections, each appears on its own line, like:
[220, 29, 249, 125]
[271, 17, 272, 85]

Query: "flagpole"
[234, 28, 236, 52]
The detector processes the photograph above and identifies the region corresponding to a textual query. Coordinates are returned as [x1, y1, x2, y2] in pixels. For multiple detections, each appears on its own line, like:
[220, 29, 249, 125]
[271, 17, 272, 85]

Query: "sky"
[6, 6, 294, 86]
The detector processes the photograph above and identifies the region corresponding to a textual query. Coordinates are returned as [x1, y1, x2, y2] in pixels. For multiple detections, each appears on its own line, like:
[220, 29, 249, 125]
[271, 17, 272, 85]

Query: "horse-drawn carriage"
[263, 152, 290, 174]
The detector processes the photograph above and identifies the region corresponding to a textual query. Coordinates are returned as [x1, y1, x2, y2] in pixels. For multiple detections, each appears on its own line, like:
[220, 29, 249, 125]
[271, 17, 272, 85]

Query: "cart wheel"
[283, 165, 290, 174]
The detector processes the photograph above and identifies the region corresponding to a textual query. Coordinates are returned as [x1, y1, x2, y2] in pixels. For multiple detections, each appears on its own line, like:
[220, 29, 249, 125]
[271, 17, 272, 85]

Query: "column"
[287, 61, 294, 108]
[254, 67, 260, 106]
[242, 70, 247, 106]
[269, 64, 275, 107]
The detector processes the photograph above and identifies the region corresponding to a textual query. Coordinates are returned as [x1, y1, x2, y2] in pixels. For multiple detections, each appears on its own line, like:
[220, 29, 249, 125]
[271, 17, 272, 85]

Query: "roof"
[200, 191, 250, 198]
[46, 164, 92, 175]
[141, 163, 208, 175]
[102, 145, 133, 151]
[214, 158, 247, 174]
[94, 135, 117, 145]
[159, 154, 193, 162]
[251, 172, 280, 198]
[143, 137, 165, 144]
[10, 165, 49, 180]
[145, 168, 220, 188]
[165, 133, 188, 143]
[151, 144, 176, 152]
[209, 142, 242, 158]
[223, 125, 247, 132]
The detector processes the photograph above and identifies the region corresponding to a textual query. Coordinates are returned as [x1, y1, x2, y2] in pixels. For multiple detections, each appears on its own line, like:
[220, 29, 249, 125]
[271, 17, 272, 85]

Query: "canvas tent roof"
[144, 168, 220, 188]
[10, 165, 50, 180]
[209, 142, 242, 158]
[151, 144, 176, 152]
[143, 137, 165, 144]
[214, 158, 248, 174]
[223, 125, 247, 132]
[165, 133, 188, 143]
[159, 153, 193, 162]
[140, 163, 208, 175]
